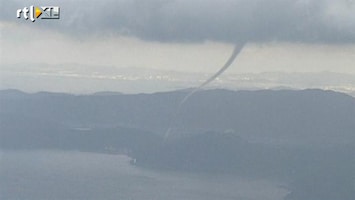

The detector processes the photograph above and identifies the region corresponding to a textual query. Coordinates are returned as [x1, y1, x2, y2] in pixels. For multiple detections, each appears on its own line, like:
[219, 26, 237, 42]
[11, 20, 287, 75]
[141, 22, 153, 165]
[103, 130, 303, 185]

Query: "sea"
[0, 150, 288, 200]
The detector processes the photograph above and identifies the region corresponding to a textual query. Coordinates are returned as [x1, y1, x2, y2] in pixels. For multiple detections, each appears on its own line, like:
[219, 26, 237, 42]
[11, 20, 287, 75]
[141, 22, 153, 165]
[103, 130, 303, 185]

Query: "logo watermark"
[17, 6, 60, 22]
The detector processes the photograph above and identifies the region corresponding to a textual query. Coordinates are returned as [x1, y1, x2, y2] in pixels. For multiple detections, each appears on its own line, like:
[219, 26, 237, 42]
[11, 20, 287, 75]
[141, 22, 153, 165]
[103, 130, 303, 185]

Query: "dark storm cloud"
[2, 0, 355, 43]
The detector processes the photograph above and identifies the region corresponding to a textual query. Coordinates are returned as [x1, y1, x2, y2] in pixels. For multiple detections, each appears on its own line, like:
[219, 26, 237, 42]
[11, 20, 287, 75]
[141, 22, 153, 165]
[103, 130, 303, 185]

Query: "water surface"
[0, 150, 288, 200]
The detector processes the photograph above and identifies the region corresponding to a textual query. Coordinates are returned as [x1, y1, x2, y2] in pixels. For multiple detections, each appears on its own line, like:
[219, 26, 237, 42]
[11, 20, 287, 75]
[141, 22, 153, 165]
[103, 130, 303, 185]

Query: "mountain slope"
[1, 89, 355, 147]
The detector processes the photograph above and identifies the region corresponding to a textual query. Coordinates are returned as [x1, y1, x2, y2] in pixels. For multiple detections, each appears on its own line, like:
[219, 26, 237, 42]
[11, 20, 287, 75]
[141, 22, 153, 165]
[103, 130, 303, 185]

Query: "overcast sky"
[0, 0, 354, 92]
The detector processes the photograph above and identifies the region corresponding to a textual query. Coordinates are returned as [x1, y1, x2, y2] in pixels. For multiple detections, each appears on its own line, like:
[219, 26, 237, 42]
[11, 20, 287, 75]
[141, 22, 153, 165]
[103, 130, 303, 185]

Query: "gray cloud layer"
[2, 0, 355, 43]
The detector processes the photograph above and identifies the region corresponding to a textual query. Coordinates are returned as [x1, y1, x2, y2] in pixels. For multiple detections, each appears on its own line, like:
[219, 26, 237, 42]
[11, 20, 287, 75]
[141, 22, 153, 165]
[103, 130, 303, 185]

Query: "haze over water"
[0, 150, 288, 200]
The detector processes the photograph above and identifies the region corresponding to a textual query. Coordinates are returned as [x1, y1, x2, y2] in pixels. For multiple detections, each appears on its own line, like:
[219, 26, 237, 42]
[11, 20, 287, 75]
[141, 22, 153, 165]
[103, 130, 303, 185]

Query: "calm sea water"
[0, 150, 288, 200]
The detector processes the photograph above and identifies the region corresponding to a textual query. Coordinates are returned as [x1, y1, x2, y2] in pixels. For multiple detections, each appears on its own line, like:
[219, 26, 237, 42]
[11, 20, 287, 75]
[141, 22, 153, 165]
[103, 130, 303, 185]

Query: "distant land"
[1, 63, 355, 95]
